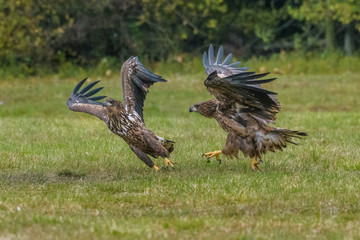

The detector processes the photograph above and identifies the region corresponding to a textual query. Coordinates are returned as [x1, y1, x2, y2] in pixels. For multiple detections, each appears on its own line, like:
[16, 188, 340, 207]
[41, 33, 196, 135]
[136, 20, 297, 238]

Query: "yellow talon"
[251, 157, 262, 171]
[203, 150, 222, 163]
[164, 158, 175, 168]
[153, 165, 160, 172]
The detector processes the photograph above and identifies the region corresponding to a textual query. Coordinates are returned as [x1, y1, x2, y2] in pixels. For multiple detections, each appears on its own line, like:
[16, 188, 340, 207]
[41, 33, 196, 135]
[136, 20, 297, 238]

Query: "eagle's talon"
[161, 166, 176, 171]
[164, 158, 175, 168]
[252, 166, 262, 171]
[251, 157, 262, 171]
[202, 150, 222, 163]
[202, 154, 212, 163]
[153, 165, 160, 172]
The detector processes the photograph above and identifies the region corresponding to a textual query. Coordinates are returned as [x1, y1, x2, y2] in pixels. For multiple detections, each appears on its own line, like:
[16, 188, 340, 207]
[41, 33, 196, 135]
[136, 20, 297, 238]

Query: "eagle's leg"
[251, 157, 262, 171]
[163, 158, 176, 168]
[203, 150, 222, 164]
[153, 165, 160, 172]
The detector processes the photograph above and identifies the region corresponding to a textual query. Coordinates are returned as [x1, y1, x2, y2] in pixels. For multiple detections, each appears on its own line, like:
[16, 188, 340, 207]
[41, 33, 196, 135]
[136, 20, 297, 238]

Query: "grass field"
[0, 68, 360, 239]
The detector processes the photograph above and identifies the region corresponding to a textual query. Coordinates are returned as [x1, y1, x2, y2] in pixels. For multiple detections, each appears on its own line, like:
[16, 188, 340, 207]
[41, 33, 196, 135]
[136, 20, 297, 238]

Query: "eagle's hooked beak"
[189, 105, 196, 113]
[103, 99, 112, 106]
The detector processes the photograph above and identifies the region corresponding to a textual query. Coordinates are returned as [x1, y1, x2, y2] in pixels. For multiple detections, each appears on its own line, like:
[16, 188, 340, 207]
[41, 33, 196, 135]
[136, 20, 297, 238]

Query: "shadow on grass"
[57, 169, 86, 179]
[0, 156, 339, 186]
[0, 169, 87, 185]
[0, 160, 254, 184]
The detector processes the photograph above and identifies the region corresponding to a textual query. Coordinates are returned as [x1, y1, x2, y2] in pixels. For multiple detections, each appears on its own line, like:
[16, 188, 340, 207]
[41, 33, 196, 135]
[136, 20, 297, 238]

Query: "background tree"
[0, 0, 359, 72]
[289, 0, 360, 55]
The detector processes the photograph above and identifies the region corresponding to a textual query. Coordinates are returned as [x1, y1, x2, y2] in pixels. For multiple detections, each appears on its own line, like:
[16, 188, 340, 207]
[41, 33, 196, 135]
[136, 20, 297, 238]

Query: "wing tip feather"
[204, 44, 248, 76]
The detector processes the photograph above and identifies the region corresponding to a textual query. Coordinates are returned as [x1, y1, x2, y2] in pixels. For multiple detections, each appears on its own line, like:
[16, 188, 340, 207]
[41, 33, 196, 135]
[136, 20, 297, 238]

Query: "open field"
[0, 70, 360, 239]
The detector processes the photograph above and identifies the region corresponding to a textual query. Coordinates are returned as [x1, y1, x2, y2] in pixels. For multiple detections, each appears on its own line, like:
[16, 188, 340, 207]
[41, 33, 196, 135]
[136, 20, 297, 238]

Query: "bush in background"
[0, 0, 359, 77]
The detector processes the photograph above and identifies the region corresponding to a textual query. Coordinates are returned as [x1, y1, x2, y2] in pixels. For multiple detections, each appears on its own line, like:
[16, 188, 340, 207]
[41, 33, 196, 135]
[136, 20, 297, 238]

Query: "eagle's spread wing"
[121, 56, 166, 121]
[205, 71, 280, 122]
[66, 78, 108, 122]
[203, 45, 280, 123]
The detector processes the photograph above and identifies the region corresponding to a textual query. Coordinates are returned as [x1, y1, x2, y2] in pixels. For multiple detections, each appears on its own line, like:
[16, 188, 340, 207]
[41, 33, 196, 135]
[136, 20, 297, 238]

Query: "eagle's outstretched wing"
[121, 56, 166, 121]
[205, 71, 280, 122]
[203, 45, 280, 123]
[66, 78, 108, 122]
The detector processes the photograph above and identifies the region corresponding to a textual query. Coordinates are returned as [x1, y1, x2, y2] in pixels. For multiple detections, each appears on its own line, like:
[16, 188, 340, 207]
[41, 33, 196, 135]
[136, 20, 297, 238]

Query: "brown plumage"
[66, 56, 175, 170]
[189, 45, 306, 170]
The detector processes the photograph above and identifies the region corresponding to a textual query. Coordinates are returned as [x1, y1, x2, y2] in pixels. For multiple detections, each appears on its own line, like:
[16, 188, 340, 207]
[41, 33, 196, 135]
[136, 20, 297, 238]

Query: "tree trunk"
[325, 15, 336, 52]
[344, 22, 354, 56]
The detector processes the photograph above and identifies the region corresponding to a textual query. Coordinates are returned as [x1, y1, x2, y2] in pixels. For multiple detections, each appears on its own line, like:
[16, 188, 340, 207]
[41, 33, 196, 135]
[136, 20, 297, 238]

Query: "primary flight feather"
[67, 56, 175, 171]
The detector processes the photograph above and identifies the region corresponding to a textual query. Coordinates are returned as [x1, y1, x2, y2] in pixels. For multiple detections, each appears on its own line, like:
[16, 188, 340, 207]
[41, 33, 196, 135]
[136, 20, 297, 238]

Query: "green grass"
[0, 67, 360, 239]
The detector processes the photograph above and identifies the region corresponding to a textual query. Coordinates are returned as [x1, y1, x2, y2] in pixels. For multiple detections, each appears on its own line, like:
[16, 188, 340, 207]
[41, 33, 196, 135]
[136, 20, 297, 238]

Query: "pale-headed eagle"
[189, 45, 306, 170]
[66, 57, 175, 171]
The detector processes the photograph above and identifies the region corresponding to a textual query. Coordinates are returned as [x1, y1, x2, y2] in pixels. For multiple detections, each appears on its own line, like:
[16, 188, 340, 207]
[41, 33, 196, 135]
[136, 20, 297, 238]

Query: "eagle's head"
[188, 104, 199, 113]
[103, 97, 116, 106]
[189, 100, 218, 118]
[103, 98, 123, 115]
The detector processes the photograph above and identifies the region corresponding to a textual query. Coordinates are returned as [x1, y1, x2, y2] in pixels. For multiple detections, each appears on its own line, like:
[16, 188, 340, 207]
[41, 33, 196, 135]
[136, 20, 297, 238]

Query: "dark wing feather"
[205, 71, 280, 123]
[121, 56, 166, 121]
[201, 45, 281, 124]
[66, 78, 108, 122]
[129, 145, 154, 168]
[203, 44, 249, 76]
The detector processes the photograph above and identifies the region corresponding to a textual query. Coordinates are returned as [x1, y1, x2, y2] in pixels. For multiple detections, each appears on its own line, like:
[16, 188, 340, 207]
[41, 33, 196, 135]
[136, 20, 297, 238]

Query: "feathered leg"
[203, 150, 222, 164]
[251, 157, 262, 171]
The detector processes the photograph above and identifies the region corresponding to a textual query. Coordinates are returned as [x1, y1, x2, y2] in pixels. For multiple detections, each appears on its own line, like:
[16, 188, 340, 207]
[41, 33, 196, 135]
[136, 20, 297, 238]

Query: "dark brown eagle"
[189, 45, 306, 170]
[66, 56, 175, 171]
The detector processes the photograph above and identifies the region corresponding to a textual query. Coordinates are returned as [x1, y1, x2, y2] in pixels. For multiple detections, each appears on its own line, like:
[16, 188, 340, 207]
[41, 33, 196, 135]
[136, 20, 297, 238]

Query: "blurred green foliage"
[0, 0, 359, 75]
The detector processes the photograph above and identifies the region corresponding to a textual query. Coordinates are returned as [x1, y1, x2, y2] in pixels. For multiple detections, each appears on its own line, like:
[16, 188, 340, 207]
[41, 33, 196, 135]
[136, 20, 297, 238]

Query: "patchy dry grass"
[0, 69, 359, 239]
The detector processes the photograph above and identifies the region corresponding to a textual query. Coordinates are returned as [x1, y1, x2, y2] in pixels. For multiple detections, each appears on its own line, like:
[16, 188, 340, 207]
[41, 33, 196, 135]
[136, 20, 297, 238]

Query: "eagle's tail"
[273, 129, 307, 145]
[253, 128, 307, 157]
[262, 128, 307, 152]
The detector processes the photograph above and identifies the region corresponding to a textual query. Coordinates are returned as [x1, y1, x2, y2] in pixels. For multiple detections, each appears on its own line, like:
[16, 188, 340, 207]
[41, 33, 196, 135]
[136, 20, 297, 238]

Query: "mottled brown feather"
[121, 56, 166, 121]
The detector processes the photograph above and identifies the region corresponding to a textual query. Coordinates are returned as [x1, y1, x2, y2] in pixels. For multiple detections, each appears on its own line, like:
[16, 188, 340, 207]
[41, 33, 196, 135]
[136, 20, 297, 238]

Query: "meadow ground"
[0, 68, 359, 239]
